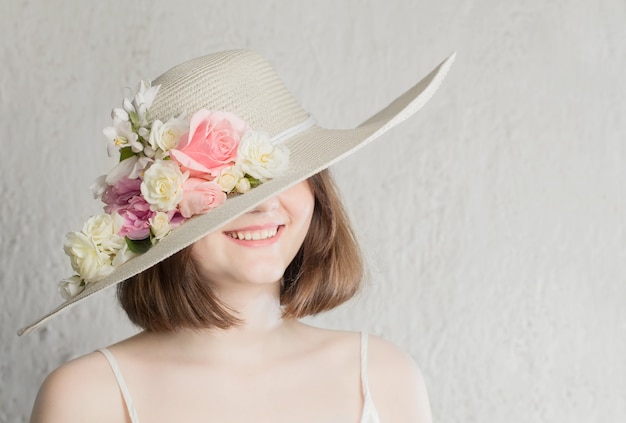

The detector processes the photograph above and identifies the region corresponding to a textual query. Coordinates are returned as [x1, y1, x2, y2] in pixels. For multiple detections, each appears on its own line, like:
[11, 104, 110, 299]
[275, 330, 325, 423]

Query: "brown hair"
[117, 169, 363, 332]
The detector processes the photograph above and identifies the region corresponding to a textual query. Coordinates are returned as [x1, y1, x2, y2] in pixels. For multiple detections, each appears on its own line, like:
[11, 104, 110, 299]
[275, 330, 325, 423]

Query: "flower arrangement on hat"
[61, 81, 290, 300]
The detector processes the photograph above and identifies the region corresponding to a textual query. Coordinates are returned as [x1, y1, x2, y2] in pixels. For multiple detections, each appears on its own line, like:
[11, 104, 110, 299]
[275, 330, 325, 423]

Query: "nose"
[251, 195, 279, 213]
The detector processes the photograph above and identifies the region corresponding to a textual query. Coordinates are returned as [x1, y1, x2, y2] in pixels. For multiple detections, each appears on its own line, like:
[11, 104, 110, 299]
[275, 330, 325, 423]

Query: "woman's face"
[191, 180, 315, 289]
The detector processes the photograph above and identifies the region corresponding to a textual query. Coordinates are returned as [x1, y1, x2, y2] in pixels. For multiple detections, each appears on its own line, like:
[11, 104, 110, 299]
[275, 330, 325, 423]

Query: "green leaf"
[129, 111, 139, 127]
[119, 146, 135, 162]
[246, 175, 261, 188]
[125, 237, 153, 254]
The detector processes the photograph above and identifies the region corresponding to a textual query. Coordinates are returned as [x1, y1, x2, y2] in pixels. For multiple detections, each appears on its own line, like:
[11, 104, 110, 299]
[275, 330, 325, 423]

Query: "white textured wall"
[2, 1, 625, 422]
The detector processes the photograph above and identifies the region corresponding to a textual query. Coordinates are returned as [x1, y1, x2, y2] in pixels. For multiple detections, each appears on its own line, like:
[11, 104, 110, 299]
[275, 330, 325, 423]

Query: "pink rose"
[170, 110, 247, 178]
[179, 178, 227, 218]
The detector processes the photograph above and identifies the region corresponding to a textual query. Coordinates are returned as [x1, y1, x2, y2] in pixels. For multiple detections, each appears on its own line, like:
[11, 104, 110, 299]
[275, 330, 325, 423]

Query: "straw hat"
[19, 49, 455, 335]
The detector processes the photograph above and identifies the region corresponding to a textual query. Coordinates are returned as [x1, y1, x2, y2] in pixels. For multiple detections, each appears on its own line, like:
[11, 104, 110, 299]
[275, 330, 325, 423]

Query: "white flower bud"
[149, 212, 172, 240]
[217, 166, 244, 192]
[59, 276, 85, 300]
[235, 177, 251, 194]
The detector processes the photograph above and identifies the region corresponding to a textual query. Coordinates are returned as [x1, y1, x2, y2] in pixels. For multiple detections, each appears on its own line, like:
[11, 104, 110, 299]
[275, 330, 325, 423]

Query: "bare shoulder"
[30, 351, 126, 423]
[366, 335, 433, 423]
[294, 324, 362, 359]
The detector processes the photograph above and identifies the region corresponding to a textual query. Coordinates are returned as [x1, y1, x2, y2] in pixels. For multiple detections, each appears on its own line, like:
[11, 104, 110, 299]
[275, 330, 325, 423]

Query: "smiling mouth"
[224, 226, 281, 241]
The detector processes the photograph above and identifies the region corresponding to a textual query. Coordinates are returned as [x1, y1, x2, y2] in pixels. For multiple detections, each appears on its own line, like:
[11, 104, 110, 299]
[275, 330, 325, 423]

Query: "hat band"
[271, 116, 316, 144]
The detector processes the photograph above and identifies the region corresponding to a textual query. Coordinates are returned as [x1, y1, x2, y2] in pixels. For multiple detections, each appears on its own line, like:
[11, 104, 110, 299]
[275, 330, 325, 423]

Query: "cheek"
[190, 233, 222, 268]
[291, 181, 315, 214]
[293, 188, 315, 235]
[295, 202, 315, 255]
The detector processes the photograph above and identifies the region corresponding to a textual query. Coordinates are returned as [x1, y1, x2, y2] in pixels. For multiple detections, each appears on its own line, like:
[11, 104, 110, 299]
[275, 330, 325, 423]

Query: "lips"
[224, 226, 281, 241]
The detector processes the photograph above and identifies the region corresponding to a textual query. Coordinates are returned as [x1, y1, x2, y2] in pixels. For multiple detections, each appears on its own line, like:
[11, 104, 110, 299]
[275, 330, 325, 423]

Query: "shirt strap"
[98, 348, 140, 423]
[360, 332, 381, 422]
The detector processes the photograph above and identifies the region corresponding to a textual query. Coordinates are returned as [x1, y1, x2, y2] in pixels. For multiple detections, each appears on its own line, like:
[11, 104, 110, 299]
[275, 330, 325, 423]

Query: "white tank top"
[98, 332, 381, 423]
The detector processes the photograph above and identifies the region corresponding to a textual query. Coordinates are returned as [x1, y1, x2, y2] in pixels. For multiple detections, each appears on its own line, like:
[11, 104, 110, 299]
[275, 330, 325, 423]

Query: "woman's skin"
[30, 181, 432, 423]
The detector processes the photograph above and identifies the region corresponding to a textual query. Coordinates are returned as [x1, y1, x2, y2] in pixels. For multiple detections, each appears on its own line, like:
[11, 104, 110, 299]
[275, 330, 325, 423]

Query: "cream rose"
[236, 130, 289, 182]
[140, 160, 187, 211]
[149, 211, 172, 240]
[64, 232, 114, 282]
[81, 214, 125, 255]
[149, 116, 188, 152]
[216, 165, 244, 192]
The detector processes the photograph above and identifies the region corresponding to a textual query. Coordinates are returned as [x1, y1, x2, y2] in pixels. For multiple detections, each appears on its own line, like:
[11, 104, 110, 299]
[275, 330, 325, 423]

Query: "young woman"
[22, 49, 454, 422]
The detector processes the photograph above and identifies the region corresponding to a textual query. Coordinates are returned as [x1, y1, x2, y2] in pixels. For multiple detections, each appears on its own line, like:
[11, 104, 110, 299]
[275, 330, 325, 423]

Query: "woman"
[23, 49, 454, 422]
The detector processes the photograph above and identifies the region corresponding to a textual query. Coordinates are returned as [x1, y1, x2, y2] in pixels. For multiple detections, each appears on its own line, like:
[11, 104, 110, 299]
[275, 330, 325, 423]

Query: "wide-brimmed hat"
[19, 49, 455, 335]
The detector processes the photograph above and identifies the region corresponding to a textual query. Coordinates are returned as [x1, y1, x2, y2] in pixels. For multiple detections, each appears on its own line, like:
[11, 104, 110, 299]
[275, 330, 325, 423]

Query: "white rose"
[149, 116, 188, 152]
[108, 214, 128, 254]
[149, 211, 172, 240]
[81, 214, 125, 255]
[236, 130, 290, 182]
[140, 160, 187, 211]
[59, 276, 85, 300]
[82, 214, 114, 239]
[64, 232, 114, 282]
[235, 177, 251, 194]
[217, 166, 244, 192]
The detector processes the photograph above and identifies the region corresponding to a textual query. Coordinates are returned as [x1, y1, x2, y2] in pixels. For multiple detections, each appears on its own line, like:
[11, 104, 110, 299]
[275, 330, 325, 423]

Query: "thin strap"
[360, 332, 371, 400]
[97, 348, 140, 423]
[360, 332, 381, 423]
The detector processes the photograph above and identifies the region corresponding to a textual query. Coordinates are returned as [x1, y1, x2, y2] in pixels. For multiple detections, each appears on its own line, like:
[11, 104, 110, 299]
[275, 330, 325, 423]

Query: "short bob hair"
[117, 169, 363, 332]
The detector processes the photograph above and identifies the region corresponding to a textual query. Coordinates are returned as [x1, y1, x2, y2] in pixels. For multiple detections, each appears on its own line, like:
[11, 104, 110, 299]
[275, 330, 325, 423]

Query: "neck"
[137, 281, 297, 362]
[217, 279, 284, 332]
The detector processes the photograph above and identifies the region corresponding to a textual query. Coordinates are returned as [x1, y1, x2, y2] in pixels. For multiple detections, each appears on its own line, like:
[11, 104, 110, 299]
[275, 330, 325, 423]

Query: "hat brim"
[18, 52, 455, 336]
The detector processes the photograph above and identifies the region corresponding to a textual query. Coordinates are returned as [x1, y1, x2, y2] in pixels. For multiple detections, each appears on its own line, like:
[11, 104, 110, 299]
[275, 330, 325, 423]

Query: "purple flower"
[102, 178, 155, 240]
[102, 178, 142, 214]
[117, 196, 155, 240]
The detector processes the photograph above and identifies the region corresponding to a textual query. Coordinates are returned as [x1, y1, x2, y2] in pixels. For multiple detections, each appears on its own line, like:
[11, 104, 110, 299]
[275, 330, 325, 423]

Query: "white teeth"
[227, 227, 279, 241]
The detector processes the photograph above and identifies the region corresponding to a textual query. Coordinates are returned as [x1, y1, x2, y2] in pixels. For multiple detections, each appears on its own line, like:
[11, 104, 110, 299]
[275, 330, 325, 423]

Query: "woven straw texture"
[150, 50, 308, 136]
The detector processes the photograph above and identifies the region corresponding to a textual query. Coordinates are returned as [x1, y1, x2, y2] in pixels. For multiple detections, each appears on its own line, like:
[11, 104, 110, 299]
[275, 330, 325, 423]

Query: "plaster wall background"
[1, 0, 625, 421]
